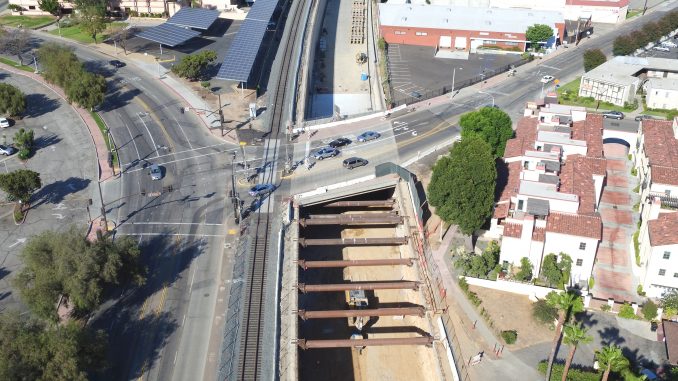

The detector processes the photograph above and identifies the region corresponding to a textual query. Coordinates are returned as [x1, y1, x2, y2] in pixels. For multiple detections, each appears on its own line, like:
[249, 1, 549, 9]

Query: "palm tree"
[595, 344, 630, 381]
[561, 323, 593, 381]
[544, 291, 585, 381]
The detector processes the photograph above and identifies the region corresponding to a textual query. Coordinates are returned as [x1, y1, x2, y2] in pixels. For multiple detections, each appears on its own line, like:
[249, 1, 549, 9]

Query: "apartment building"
[491, 103, 605, 287]
[635, 118, 678, 298]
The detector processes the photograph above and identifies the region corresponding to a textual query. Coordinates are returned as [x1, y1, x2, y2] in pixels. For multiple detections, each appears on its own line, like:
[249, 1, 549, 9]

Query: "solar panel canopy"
[137, 23, 201, 47]
[216, 0, 279, 82]
[167, 8, 220, 30]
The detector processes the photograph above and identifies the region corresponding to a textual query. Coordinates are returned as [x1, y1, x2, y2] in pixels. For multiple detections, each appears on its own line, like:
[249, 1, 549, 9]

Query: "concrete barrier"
[462, 276, 555, 299]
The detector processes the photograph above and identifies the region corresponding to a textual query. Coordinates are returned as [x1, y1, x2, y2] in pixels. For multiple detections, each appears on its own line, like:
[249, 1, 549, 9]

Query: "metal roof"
[136, 23, 201, 47]
[539, 174, 560, 185]
[215, 0, 279, 82]
[527, 198, 550, 216]
[166, 8, 220, 30]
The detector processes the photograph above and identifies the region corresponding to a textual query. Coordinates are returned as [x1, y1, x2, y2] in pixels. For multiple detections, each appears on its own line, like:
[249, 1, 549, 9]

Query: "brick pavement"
[601, 190, 631, 204]
[600, 209, 633, 225]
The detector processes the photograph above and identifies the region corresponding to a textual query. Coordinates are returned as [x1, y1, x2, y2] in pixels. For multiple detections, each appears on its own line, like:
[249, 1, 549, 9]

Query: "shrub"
[633, 231, 640, 266]
[601, 304, 612, 312]
[537, 360, 602, 381]
[458, 276, 469, 292]
[533, 299, 558, 325]
[664, 307, 677, 318]
[642, 300, 658, 320]
[515, 257, 533, 282]
[618, 303, 638, 319]
[588, 276, 594, 290]
[631, 167, 637, 176]
[501, 330, 517, 344]
[637, 284, 646, 296]
[17, 148, 30, 160]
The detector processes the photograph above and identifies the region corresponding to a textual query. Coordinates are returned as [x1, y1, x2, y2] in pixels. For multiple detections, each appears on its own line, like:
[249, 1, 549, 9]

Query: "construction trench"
[278, 171, 457, 381]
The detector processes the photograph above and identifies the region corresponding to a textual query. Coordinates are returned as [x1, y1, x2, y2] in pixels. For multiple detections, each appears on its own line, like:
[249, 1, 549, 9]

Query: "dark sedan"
[328, 137, 351, 148]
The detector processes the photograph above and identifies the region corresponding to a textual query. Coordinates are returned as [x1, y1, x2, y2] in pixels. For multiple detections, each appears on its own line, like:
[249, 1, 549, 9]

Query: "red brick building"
[378, 4, 565, 52]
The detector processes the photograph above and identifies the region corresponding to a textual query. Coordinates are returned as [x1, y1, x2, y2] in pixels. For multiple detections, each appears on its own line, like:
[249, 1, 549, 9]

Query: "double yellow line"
[397, 115, 459, 149]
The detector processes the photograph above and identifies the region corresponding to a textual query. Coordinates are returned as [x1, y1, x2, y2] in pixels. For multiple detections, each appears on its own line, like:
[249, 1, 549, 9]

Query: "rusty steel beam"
[323, 200, 395, 208]
[297, 336, 434, 349]
[300, 214, 402, 226]
[297, 307, 426, 320]
[306, 212, 398, 219]
[297, 258, 414, 269]
[298, 237, 408, 247]
[297, 281, 419, 293]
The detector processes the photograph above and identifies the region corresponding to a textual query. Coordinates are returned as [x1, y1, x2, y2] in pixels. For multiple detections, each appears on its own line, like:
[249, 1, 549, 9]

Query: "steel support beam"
[297, 281, 419, 293]
[297, 307, 426, 320]
[297, 336, 434, 349]
[298, 237, 408, 247]
[300, 214, 402, 226]
[297, 258, 414, 269]
[323, 200, 395, 207]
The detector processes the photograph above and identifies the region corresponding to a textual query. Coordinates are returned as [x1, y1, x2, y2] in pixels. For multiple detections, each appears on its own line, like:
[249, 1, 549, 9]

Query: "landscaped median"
[556, 77, 638, 113]
[89, 111, 118, 172]
[0, 15, 56, 29]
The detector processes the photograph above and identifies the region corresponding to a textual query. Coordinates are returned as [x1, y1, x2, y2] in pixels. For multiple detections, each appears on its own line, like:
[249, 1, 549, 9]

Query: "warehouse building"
[378, 4, 565, 52]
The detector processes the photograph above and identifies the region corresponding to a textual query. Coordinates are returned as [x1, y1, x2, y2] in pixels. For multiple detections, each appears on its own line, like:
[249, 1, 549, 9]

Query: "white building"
[635, 118, 678, 298]
[7, 0, 231, 16]
[579, 56, 678, 107]
[646, 78, 678, 111]
[491, 103, 605, 287]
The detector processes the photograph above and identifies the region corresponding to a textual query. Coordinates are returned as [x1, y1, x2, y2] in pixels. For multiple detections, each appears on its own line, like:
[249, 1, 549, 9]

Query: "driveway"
[0, 69, 97, 313]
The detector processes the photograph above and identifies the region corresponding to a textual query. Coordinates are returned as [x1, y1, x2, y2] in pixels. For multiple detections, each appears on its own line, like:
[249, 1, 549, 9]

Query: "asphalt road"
[20, 32, 238, 381]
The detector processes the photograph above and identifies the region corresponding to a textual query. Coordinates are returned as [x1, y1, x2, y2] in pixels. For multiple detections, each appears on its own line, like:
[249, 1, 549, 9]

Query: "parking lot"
[637, 36, 678, 58]
[387, 44, 524, 104]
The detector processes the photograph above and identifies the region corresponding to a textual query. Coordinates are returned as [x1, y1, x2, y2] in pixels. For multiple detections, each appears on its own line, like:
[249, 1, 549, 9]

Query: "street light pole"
[452, 67, 456, 93]
[478, 90, 495, 107]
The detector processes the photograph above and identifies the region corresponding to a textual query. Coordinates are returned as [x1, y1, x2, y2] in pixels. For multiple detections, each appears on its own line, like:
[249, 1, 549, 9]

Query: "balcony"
[649, 192, 678, 210]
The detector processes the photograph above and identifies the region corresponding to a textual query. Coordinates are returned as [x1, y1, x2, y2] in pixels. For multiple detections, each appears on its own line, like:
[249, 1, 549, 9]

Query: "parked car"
[149, 164, 162, 180]
[248, 183, 275, 197]
[634, 114, 656, 121]
[356, 131, 380, 142]
[0, 144, 16, 156]
[312, 147, 340, 160]
[109, 60, 125, 68]
[602, 111, 624, 120]
[540, 75, 555, 83]
[342, 157, 368, 170]
[410, 91, 422, 99]
[661, 40, 677, 48]
[0, 118, 10, 128]
[328, 137, 351, 148]
[653, 45, 670, 52]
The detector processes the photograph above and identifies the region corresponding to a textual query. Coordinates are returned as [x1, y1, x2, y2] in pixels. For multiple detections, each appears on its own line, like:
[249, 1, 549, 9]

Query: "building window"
[415, 32, 427, 36]
[666, 190, 672, 197]
[394, 31, 406, 35]
[28, 5, 36, 9]
[504, 41, 519, 46]
[483, 40, 497, 45]
[659, 269, 666, 276]
[674, 273, 678, 278]
[664, 251, 671, 260]
[576, 259, 583, 266]
[517, 199, 524, 210]
[579, 242, 586, 250]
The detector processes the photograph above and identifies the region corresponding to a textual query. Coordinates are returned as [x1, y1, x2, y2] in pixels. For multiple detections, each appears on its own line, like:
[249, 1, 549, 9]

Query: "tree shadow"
[32, 177, 91, 207]
[23, 93, 60, 118]
[597, 326, 626, 347]
[495, 159, 509, 201]
[0, 267, 8, 281]
[99, 87, 141, 112]
[622, 347, 657, 370]
[0, 72, 7, 80]
[82, 60, 116, 77]
[34, 133, 61, 150]
[576, 311, 599, 328]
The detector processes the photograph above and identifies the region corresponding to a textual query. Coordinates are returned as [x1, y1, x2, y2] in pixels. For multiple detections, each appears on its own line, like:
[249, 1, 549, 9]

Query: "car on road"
[661, 41, 677, 48]
[328, 137, 351, 148]
[410, 91, 422, 99]
[149, 164, 162, 180]
[540, 75, 555, 83]
[248, 183, 275, 197]
[653, 45, 670, 52]
[0, 118, 10, 128]
[0, 144, 16, 156]
[343, 157, 368, 170]
[356, 131, 380, 142]
[312, 147, 340, 160]
[602, 111, 624, 120]
[634, 114, 656, 121]
[109, 60, 125, 68]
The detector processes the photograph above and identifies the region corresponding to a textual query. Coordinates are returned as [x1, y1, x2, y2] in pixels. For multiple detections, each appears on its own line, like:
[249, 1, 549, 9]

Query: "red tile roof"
[648, 212, 678, 246]
[532, 227, 545, 242]
[572, 114, 604, 158]
[566, 0, 629, 7]
[664, 320, 678, 365]
[546, 213, 602, 240]
[494, 202, 509, 219]
[559, 155, 604, 215]
[503, 223, 523, 238]
[498, 162, 522, 202]
[504, 117, 538, 158]
[642, 120, 678, 186]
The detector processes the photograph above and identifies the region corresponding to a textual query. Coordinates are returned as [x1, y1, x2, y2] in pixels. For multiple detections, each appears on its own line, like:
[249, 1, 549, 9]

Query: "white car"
[540, 75, 555, 83]
[661, 41, 677, 48]
[0, 118, 9, 128]
[653, 46, 670, 52]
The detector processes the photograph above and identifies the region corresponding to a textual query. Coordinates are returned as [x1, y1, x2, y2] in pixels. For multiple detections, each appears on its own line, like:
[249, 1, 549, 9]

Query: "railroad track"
[235, 0, 306, 378]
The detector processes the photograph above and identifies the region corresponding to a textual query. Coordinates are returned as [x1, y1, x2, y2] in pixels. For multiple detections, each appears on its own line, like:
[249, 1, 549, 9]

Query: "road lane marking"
[171, 114, 194, 150]
[155, 284, 168, 316]
[139, 297, 150, 320]
[118, 112, 143, 161]
[136, 96, 177, 152]
[137, 113, 159, 158]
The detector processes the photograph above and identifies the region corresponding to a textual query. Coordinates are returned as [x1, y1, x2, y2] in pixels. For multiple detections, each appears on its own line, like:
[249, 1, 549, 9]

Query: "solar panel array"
[137, 23, 202, 47]
[167, 8, 220, 30]
[216, 0, 279, 82]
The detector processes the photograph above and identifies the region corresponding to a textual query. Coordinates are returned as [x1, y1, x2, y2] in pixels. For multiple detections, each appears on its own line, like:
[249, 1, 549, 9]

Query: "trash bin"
[360, 72, 368, 81]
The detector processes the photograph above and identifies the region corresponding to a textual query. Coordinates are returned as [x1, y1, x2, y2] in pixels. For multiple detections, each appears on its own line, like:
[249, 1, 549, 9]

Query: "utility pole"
[230, 152, 242, 224]
[642, 0, 648, 15]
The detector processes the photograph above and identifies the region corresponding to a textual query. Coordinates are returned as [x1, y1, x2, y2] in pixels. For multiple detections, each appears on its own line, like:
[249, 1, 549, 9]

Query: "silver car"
[149, 164, 162, 180]
[0, 118, 10, 128]
[0, 144, 16, 156]
[312, 147, 340, 160]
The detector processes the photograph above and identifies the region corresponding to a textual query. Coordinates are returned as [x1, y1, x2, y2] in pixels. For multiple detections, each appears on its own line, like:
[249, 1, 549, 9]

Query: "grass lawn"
[0, 15, 55, 29]
[641, 105, 678, 120]
[89, 111, 118, 168]
[556, 76, 638, 112]
[626, 9, 642, 19]
[0, 57, 36, 72]
[50, 22, 127, 44]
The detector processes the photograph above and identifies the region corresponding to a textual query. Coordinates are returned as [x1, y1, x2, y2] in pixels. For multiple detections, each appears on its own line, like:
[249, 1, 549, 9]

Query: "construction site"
[278, 168, 459, 381]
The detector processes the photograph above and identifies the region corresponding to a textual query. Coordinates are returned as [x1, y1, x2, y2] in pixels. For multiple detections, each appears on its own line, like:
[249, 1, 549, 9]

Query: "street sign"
[554, 79, 560, 84]
[240, 141, 247, 146]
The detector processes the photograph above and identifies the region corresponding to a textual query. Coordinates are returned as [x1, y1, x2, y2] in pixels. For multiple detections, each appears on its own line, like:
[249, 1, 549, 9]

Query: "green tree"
[455, 241, 500, 279]
[65, 71, 107, 110]
[427, 136, 496, 235]
[526, 24, 554, 49]
[0, 169, 41, 203]
[459, 107, 513, 157]
[0, 83, 26, 117]
[661, 289, 678, 314]
[515, 257, 533, 282]
[613, 35, 636, 56]
[0, 311, 107, 380]
[0, 27, 31, 63]
[641, 300, 658, 320]
[171, 50, 218, 81]
[595, 344, 630, 381]
[38, 0, 60, 15]
[74, 0, 107, 43]
[12, 227, 146, 322]
[532, 299, 558, 325]
[38, 43, 82, 88]
[540, 253, 571, 288]
[14, 128, 34, 159]
[583, 48, 607, 72]
[544, 290, 585, 381]
[561, 323, 593, 381]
